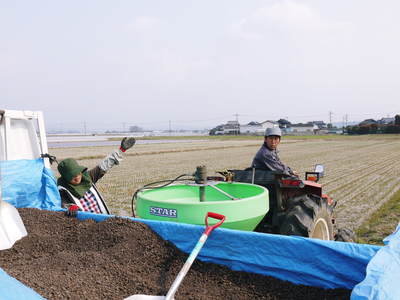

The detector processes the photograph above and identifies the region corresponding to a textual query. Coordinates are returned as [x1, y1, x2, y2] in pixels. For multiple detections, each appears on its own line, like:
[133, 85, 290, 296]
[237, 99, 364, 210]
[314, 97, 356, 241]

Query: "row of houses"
[358, 117, 395, 126]
[209, 120, 333, 135]
[209, 116, 398, 136]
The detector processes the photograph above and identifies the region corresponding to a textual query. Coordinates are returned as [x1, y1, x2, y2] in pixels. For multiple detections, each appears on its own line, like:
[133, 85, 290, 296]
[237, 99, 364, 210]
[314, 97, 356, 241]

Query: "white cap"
[265, 127, 282, 137]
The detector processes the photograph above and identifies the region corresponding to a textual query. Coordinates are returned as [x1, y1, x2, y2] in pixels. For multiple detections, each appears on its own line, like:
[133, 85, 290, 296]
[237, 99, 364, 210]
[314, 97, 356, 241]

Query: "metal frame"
[0, 109, 50, 168]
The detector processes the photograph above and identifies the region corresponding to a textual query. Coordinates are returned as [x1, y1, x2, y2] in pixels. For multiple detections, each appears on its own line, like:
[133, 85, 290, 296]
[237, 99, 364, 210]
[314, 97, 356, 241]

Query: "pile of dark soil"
[0, 208, 351, 300]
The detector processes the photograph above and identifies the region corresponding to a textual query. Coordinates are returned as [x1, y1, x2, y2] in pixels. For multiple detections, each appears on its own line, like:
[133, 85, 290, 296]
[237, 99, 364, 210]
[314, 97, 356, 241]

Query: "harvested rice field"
[50, 135, 400, 231]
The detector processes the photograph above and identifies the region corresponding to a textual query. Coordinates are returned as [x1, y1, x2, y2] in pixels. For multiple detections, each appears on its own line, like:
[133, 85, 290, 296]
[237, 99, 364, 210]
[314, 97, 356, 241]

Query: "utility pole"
[329, 111, 333, 125]
[341, 114, 349, 133]
[233, 114, 240, 135]
[83, 121, 87, 135]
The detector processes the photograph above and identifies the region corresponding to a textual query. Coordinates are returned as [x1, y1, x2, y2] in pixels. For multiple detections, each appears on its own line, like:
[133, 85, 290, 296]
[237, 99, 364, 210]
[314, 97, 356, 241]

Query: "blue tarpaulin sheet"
[0, 159, 61, 209]
[351, 223, 400, 300]
[77, 212, 380, 290]
[0, 269, 45, 300]
[0, 210, 385, 299]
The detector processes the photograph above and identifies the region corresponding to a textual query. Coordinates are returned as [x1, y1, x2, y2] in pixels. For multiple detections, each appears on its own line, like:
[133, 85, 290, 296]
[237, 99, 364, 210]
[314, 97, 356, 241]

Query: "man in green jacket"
[57, 137, 136, 214]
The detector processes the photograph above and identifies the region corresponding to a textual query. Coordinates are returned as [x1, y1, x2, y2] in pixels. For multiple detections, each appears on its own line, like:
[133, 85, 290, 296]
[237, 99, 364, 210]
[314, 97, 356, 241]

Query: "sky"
[1, 0, 400, 132]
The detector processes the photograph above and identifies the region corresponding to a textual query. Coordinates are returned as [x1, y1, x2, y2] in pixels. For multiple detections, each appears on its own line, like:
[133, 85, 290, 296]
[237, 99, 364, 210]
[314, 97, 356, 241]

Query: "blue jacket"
[251, 142, 294, 175]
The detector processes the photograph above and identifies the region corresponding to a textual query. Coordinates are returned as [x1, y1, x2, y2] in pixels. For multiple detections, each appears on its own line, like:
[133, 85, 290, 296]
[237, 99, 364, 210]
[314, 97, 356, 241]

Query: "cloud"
[229, 18, 263, 41]
[128, 16, 161, 33]
[230, 0, 351, 40]
[255, 0, 317, 26]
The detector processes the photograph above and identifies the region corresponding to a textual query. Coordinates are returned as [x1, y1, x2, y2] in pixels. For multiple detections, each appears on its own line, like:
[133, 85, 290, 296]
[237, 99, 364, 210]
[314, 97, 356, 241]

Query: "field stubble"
[50, 136, 400, 232]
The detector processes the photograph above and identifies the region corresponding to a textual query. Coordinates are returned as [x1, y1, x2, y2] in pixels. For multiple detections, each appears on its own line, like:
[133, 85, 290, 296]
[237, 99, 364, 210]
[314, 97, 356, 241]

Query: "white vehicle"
[0, 109, 53, 250]
[0, 109, 50, 167]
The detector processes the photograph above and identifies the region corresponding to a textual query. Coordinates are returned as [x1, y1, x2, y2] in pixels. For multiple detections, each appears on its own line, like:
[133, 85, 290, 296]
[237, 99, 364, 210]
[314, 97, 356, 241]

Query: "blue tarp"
[0, 159, 61, 209]
[351, 223, 400, 300]
[77, 212, 380, 290]
[0, 269, 45, 300]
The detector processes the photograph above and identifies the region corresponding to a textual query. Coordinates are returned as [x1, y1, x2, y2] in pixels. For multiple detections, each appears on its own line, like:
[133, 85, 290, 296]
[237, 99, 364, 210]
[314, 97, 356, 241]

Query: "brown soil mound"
[0, 208, 350, 300]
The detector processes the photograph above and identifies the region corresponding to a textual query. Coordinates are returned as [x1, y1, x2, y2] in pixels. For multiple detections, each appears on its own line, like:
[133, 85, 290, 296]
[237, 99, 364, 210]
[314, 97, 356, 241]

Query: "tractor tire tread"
[279, 194, 334, 240]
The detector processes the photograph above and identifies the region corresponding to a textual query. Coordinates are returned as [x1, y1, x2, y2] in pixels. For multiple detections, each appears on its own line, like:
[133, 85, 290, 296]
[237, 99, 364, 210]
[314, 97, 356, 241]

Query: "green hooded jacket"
[57, 158, 93, 198]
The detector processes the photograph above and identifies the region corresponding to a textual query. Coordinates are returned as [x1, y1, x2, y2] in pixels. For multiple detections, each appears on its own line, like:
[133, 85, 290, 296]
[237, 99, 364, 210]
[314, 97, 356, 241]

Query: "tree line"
[346, 115, 400, 134]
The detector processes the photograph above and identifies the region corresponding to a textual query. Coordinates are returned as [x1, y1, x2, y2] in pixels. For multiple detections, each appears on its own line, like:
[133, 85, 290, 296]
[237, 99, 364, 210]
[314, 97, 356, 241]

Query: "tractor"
[222, 166, 336, 240]
[133, 165, 355, 242]
[132, 165, 355, 242]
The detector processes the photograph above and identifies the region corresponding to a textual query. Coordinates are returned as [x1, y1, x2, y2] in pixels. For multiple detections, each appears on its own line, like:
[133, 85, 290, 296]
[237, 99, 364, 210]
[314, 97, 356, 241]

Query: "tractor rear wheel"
[279, 194, 334, 240]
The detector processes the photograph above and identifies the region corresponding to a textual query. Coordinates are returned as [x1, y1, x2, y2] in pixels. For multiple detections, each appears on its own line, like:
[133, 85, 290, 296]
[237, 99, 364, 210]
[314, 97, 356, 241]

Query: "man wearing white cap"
[251, 127, 296, 176]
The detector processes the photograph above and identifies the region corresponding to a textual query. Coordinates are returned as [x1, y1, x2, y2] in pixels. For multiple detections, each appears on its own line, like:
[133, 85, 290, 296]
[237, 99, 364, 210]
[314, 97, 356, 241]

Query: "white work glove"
[99, 137, 135, 172]
[99, 150, 123, 172]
